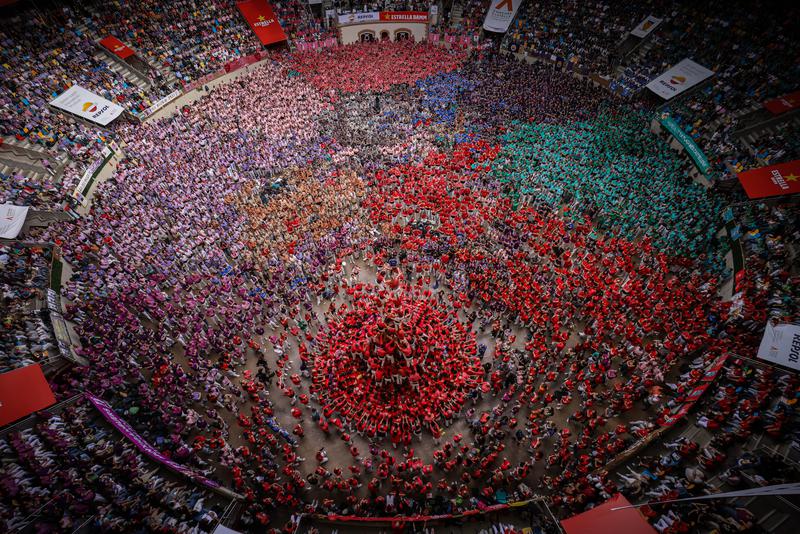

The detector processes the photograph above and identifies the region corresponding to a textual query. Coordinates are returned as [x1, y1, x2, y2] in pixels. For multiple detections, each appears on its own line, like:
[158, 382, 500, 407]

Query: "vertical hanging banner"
[99, 36, 136, 59]
[757, 323, 800, 371]
[0, 365, 56, 427]
[237, 0, 288, 45]
[646, 59, 714, 100]
[483, 0, 522, 33]
[49, 85, 125, 126]
[737, 159, 800, 199]
[763, 90, 800, 116]
[630, 15, 662, 38]
[0, 204, 29, 239]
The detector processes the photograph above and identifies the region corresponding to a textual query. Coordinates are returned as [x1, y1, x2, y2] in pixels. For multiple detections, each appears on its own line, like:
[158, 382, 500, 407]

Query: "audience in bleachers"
[0, 243, 58, 374]
[0, 398, 225, 532]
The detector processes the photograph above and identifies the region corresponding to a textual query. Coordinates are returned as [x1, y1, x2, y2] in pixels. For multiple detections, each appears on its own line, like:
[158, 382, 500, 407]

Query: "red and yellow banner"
[99, 36, 135, 60]
[738, 159, 800, 199]
[763, 90, 800, 116]
[237, 0, 287, 46]
[0, 364, 56, 426]
[379, 11, 429, 22]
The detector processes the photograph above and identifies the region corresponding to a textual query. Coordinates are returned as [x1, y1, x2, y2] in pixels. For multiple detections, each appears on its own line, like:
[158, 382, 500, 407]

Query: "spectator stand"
[0, 394, 239, 533]
[606, 353, 800, 534]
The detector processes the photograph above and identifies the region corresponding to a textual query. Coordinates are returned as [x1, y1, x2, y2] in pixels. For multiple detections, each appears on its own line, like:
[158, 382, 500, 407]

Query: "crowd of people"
[0, 397, 228, 533]
[290, 41, 466, 93]
[0, 242, 58, 374]
[0, 1, 798, 533]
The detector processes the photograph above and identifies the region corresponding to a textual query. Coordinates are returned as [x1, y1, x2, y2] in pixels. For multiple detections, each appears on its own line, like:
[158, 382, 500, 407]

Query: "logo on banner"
[770, 170, 797, 191]
[254, 14, 275, 27]
[495, 0, 513, 10]
[82, 102, 98, 113]
[670, 75, 686, 85]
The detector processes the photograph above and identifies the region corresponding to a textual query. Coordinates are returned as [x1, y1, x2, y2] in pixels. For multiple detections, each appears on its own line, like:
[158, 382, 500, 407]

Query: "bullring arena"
[1, 1, 799, 533]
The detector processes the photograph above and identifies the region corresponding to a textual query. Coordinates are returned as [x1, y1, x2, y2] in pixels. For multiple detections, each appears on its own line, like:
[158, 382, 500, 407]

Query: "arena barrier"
[298, 497, 561, 530]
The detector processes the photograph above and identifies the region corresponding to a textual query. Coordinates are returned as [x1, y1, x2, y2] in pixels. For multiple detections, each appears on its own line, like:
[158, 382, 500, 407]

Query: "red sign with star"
[738, 159, 800, 199]
[237, 0, 287, 45]
[763, 90, 800, 116]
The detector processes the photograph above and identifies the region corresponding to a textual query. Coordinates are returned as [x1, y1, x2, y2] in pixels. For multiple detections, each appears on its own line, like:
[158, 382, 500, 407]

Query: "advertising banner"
[630, 15, 662, 38]
[338, 11, 380, 25]
[140, 89, 183, 120]
[72, 145, 115, 205]
[99, 36, 135, 59]
[763, 90, 800, 116]
[737, 159, 800, 199]
[380, 11, 429, 22]
[0, 204, 29, 239]
[0, 364, 56, 426]
[757, 323, 800, 371]
[50, 85, 125, 126]
[86, 393, 222, 488]
[223, 52, 262, 73]
[659, 115, 711, 174]
[236, 0, 287, 45]
[483, 0, 521, 33]
[646, 59, 714, 100]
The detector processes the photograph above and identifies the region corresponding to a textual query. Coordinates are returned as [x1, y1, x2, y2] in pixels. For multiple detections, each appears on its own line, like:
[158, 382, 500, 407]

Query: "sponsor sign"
[646, 58, 714, 100]
[737, 159, 800, 199]
[338, 11, 380, 25]
[763, 90, 800, 116]
[46, 288, 61, 313]
[237, 0, 287, 45]
[630, 15, 662, 38]
[380, 11, 429, 22]
[99, 35, 135, 59]
[72, 145, 116, 205]
[659, 115, 711, 174]
[0, 204, 28, 239]
[483, 0, 522, 34]
[757, 323, 800, 371]
[140, 89, 182, 119]
[0, 365, 56, 426]
[86, 393, 222, 488]
[50, 85, 125, 126]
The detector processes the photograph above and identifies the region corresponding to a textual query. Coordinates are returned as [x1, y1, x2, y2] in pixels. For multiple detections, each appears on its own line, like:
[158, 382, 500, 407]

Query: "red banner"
[223, 52, 262, 73]
[237, 0, 287, 45]
[763, 90, 800, 116]
[0, 364, 56, 426]
[380, 11, 429, 22]
[99, 36, 135, 60]
[738, 159, 800, 199]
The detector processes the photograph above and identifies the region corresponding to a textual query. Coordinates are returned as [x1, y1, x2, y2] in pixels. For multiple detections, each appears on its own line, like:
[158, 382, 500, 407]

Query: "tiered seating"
[0, 398, 226, 532]
[0, 242, 58, 374]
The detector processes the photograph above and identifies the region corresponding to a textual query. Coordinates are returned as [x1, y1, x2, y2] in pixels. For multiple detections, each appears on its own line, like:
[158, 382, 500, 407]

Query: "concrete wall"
[339, 22, 428, 45]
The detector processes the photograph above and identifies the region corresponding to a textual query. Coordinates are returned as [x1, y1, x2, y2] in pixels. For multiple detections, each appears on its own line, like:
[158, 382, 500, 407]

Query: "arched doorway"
[395, 29, 411, 41]
[380, 30, 390, 41]
[358, 30, 375, 42]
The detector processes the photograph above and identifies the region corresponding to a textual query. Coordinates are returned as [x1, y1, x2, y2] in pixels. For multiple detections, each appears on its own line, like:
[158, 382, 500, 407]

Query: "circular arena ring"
[6, 24, 796, 533]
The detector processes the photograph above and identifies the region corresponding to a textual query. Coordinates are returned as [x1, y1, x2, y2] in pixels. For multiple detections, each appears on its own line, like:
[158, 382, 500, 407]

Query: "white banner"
[140, 89, 182, 119]
[338, 11, 380, 25]
[631, 15, 662, 38]
[757, 322, 800, 371]
[0, 204, 29, 239]
[49, 85, 125, 126]
[646, 58, 714, 100]
[482, 0, 522, 33]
